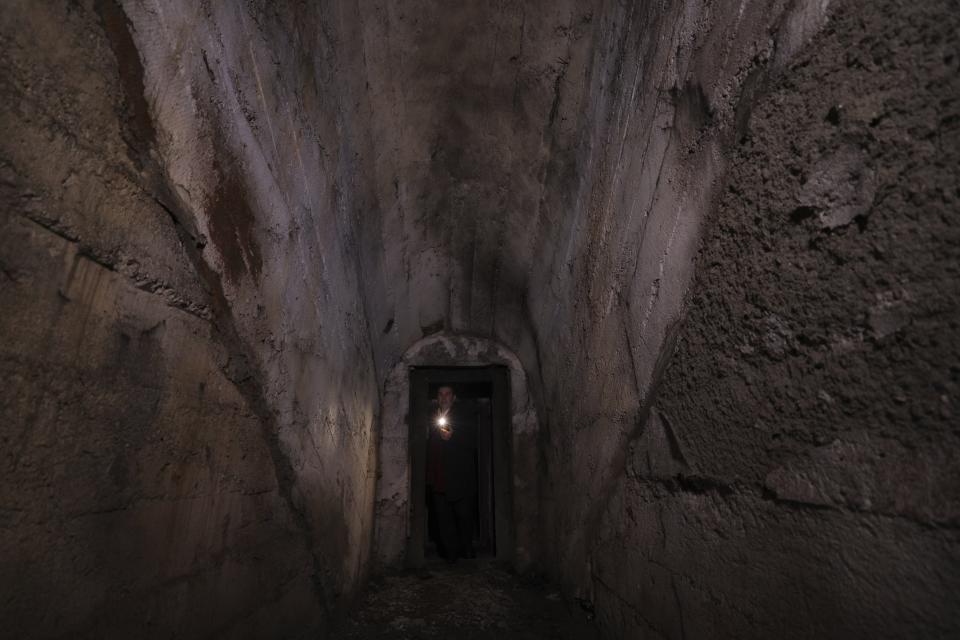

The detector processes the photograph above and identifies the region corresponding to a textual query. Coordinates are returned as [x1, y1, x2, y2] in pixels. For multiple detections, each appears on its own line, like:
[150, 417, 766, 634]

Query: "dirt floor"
[333, 558, 600, 639]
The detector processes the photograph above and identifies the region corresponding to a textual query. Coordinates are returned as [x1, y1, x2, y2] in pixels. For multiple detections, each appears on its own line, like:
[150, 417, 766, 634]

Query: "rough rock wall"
[521, 0, 832, 606]
[1, 1, 378, 637]
[581, 1, 960, 638]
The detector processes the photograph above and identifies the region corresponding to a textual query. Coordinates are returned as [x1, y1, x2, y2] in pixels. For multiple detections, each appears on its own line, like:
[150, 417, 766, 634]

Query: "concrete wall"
[123, 0, 381, 611]
[1, 1, 379, 636]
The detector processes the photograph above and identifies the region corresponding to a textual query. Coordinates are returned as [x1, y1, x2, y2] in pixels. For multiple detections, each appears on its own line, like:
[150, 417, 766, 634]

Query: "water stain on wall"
[205, 146, 264, 284]
[93, 0, 156, 168]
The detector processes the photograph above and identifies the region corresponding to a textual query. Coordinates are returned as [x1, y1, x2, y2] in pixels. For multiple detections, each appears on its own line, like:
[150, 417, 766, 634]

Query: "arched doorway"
[373, 334, 539, 573]
[408, 366, 509, 566]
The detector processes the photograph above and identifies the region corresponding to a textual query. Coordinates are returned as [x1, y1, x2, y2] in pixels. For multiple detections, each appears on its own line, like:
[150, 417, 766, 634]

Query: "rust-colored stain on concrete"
[93, 0, 157, 166]
[205, 157, 263, 284]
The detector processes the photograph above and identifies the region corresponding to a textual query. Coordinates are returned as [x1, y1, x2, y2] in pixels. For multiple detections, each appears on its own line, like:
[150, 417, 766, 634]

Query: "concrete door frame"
[407, 365, 510, 568]
[372, 333, 540, 573]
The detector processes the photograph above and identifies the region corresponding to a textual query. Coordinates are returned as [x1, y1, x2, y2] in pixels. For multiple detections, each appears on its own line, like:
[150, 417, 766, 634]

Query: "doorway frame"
[407, 366, 511, 568]
[372, 333, 540, 574]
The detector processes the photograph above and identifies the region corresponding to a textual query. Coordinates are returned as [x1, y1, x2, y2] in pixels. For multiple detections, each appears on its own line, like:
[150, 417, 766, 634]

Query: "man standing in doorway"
[425, 384, 478, 562]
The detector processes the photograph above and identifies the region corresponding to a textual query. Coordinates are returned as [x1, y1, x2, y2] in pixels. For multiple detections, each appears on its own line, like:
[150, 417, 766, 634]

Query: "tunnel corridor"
[1, 0, 958, 638]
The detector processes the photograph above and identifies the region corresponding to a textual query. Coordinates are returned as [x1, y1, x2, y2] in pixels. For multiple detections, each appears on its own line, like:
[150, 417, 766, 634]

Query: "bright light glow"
[437, 416, 448, 427]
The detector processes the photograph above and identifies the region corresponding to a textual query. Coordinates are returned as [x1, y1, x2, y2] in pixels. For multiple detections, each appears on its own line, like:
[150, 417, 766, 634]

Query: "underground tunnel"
[1, 0, 958, 638]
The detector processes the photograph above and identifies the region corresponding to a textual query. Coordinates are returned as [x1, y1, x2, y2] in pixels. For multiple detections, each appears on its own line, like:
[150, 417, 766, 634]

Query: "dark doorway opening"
[407, 366, 512, 568]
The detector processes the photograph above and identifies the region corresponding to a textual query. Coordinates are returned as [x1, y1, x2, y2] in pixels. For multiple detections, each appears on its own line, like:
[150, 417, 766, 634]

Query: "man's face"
[437, 386, 455, 410]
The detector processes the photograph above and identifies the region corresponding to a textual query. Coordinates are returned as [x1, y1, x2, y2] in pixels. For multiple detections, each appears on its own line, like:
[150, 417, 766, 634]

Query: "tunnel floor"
[333, 558, 599, 639]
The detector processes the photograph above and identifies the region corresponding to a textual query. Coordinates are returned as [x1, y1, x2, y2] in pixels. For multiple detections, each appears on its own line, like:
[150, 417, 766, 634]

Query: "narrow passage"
[335, 559, 599, 639]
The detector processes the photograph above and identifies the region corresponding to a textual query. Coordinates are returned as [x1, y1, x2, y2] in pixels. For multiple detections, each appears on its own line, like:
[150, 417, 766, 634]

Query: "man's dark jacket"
[426, 403, 478, 501]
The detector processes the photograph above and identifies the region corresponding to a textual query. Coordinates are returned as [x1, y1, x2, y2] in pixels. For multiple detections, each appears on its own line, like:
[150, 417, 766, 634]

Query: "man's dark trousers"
[427, 403, 478, 560]
[432, 491, 475, 559]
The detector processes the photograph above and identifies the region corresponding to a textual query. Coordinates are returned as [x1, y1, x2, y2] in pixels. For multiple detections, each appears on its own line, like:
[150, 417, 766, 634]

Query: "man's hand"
[439, 427, 452, 441]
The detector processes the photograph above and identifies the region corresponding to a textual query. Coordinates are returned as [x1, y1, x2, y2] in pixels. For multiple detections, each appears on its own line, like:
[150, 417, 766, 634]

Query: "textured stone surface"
[587, 1, 960, 637]
[2, 1, 378, 637]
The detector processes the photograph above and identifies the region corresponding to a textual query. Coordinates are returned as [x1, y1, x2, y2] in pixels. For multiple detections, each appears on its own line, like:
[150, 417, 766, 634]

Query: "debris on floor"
[334, 559, 599, 639]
